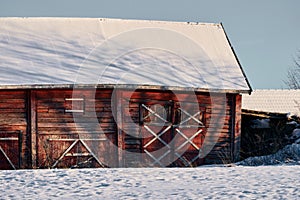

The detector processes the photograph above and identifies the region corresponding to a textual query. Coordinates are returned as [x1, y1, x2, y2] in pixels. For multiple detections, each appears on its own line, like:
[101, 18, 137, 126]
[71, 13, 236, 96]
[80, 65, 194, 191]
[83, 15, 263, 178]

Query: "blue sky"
[0, 0, 299, 89]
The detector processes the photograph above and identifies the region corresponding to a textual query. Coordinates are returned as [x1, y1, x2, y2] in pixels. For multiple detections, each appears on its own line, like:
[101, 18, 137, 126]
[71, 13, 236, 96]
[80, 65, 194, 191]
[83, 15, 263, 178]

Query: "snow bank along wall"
[0, 18, 251, 169]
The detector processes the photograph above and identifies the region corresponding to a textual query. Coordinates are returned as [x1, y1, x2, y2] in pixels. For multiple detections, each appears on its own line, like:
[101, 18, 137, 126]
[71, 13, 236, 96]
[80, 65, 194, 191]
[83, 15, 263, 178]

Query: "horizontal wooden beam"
[242, 109, 287, 119]
[0, 84, 250, 94]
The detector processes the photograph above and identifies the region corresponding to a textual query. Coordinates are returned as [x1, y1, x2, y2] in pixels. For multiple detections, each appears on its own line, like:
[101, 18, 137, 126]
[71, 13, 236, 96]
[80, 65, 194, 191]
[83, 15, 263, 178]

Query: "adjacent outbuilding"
[241, 89, 300, 159]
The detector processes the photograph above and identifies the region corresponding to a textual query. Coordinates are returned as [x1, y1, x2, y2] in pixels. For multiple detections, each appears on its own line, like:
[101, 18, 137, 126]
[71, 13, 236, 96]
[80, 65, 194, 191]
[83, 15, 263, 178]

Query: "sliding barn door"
[140, 101, 174, 167]
[172, 102, 206, 166]
[140, 101, 205, 167]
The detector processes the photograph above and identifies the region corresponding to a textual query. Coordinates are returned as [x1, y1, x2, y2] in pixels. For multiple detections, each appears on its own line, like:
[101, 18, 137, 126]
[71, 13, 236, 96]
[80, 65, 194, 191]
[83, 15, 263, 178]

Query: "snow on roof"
[0, 17, 251, 92]
[242, 89, 300, 115]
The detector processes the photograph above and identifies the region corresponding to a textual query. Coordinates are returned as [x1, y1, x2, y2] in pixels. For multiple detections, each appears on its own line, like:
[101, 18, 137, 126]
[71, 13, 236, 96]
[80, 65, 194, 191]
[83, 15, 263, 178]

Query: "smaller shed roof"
[242, 89, 300, 116]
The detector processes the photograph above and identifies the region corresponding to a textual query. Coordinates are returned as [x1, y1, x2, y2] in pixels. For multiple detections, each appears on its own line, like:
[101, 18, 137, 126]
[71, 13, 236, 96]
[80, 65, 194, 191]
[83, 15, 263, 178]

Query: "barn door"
[140, 101, 173, 167]
[0, 131, 22, 170]
[36, 90, 117, 169]
[173, 102, 206, 166]
[139, 101, 206, 167]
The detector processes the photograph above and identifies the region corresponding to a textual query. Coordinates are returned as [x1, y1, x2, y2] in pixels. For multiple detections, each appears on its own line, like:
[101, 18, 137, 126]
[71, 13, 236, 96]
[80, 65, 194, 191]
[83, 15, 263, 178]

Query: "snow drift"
[238, 143, 300, 166]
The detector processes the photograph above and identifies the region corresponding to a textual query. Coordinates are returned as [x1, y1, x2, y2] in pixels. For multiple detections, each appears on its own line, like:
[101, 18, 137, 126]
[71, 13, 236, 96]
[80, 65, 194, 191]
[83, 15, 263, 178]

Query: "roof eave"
[0, 84, 250, 94]
[242, 109, 288, 119]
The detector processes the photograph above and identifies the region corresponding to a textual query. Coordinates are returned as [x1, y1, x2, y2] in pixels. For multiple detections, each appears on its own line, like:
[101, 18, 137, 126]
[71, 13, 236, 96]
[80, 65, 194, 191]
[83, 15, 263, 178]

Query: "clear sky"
[0, 0, 299, 89]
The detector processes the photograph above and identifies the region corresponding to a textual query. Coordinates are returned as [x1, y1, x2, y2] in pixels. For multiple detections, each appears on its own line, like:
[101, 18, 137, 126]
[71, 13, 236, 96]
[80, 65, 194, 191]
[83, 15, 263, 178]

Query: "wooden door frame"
[27, 89, 37, 168]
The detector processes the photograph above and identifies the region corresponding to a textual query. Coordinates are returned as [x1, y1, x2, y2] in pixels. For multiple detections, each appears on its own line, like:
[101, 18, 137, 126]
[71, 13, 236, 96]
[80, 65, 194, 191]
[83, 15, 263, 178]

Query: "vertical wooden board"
[30, 90, 37, 168]
[233, 94, 242, 162]
[115, 89, 124, 167]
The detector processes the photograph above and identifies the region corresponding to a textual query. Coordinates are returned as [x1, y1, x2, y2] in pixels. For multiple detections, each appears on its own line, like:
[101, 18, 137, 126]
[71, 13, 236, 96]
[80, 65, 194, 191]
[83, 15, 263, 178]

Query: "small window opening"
[65, 98, 85, 113]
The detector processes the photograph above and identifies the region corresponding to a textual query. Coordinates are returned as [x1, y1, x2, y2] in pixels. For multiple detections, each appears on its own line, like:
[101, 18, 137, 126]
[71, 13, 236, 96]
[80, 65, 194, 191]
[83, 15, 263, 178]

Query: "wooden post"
[29, 90, 37, 168]
[18, 130, 22, 169]
[115, 89, 124, 167]
[233, 94, 242, 162]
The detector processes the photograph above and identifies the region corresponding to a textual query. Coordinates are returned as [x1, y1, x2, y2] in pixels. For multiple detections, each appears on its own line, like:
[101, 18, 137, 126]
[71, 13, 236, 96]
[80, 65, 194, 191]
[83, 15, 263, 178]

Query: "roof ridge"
[0, 17, 220, 26]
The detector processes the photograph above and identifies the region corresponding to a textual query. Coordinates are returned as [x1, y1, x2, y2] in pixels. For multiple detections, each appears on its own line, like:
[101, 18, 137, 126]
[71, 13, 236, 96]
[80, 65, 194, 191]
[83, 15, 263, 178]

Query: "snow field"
[0, 166, 299, 199]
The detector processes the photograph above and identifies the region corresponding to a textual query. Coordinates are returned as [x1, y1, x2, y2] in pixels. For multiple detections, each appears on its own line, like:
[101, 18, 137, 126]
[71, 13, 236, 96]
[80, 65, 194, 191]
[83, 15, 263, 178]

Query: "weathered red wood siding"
[119, 90, 241, 166]
[233, 94, 242, 162]
[0, 88, 242, 169]
[35, 89, 117, 168]
[204, 93, 242, 164]
[0, 90, 28, 169]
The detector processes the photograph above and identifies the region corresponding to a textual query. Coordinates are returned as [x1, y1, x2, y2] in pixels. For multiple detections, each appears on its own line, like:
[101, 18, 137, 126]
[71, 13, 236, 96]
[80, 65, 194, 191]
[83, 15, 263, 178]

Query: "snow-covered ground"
[0, 165, 299, 199]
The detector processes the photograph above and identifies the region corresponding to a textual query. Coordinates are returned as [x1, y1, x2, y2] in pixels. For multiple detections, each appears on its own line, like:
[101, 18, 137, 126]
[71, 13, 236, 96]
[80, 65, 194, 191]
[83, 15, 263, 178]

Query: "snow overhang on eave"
[0, 84, 251, 94]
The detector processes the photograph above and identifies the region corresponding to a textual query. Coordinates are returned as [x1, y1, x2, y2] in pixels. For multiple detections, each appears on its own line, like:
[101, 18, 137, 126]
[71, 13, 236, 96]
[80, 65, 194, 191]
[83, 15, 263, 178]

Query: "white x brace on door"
[142, 103, 172, 166]
[174, 107, 205, 165]
[0, 131, 22, 170]
[141, 103, 205, 167]
[49, 138, 107, 168]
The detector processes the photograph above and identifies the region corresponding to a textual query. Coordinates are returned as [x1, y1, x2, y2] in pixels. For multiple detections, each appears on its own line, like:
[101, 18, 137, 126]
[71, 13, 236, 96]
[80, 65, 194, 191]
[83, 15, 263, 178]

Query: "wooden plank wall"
[0, 88, 241, 169]
[120, 90, 240, 166]
[0, 90, 28, 169]
[35, 89, 117, 168]
[204, 93, 240, 164]
[233, 94, 242, 162]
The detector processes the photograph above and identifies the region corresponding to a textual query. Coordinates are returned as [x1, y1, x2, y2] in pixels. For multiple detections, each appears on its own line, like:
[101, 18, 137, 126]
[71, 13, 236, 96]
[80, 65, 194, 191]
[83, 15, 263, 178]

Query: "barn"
[0, 18, 251, 169]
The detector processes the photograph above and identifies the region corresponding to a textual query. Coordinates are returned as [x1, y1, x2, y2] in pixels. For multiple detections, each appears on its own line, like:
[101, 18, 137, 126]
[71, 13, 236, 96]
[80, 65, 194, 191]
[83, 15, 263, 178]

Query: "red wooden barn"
[0, 18, 251, 169]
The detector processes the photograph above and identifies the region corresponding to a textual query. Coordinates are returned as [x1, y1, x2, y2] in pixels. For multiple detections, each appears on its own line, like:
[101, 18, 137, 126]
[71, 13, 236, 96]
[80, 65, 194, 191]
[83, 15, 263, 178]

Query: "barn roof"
[0, 17, 251, 93]
[242, 89, 300, 116]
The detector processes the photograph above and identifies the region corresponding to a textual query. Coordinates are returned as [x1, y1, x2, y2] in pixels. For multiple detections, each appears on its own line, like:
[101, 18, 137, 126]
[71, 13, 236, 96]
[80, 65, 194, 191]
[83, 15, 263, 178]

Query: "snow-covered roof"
[242, 90, 300, 116]
[0, 17, 251, 92]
